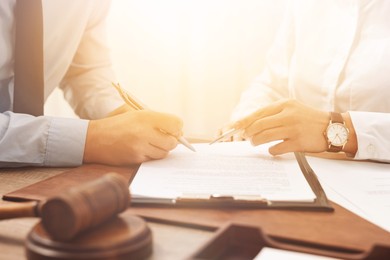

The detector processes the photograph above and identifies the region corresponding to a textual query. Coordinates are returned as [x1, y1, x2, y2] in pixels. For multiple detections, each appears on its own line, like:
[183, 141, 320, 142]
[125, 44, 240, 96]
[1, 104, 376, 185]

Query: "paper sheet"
[306, 156, 390, 232]
[255, 247, 340, 260]
[130, 141, 316, 202]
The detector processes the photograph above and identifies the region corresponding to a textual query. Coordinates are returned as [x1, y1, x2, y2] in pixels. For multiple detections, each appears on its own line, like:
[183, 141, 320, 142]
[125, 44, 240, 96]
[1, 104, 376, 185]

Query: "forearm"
[0, 112, 87, 167]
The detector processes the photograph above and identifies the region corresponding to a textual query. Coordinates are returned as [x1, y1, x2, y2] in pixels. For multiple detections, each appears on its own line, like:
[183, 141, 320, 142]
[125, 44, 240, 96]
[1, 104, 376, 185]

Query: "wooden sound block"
[25, 214, 152, 260]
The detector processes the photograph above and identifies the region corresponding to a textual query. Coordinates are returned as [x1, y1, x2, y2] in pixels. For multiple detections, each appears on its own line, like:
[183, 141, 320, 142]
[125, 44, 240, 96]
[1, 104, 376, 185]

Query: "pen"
[112, 83, 196, 152]
[209, 128, 241, 145]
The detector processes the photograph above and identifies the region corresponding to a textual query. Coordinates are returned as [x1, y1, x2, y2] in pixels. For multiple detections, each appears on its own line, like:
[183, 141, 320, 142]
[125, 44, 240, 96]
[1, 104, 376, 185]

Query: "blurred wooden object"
[3, 164, 137, 202]
[0, 173, 130, 242]
[0, 201, 38, 220]
[189, 223, 390, 260]
[26, 212, 152, 260]
[0, 165, 213, 260]
[40, 173, 130, 241]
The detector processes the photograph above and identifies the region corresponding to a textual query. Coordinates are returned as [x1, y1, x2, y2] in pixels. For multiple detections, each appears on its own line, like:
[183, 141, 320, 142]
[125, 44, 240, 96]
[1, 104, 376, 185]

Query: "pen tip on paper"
[187, 144, 196, 152]
[178, 137, 196, 152]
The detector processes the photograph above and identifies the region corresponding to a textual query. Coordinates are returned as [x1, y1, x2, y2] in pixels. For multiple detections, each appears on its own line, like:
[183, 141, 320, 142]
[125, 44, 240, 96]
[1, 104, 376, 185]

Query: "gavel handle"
[0, 201, 39, 220]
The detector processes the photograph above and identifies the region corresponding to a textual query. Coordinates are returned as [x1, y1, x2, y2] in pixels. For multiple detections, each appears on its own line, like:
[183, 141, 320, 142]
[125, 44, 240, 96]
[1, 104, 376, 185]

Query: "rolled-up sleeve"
[0, 112, 88, 167]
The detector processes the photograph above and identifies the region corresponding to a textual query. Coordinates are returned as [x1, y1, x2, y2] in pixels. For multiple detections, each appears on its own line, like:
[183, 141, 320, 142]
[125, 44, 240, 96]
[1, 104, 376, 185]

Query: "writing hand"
[83, 110, 183, 165]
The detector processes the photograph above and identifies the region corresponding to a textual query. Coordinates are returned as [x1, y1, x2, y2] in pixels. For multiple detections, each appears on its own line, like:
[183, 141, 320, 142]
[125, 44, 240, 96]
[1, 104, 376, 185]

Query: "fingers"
[216, 126, 235, 142]
[245, 116, 297, 155]
[145, 143, 171, 160]
[232, 99, 331, 155]
[124, 110, 182, 152]
[233, 99, 287, 129]
[250, 129, 304, 156]
[131, 112, 180, 157]
[119, 135, 175, 164]
[232, 132, 245, 141]
[148, 129, 179, 152]
[268, 140, 297, 155]
[152, 112, 184, 138]
[215, 122, 247, 142]
[84, 110, 185, 166]
[249, 126, 287, 146]
[243, 113, 283, 139]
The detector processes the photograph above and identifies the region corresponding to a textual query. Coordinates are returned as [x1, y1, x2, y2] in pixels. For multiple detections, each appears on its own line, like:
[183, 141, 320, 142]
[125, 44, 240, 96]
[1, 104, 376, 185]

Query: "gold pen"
[209, 128, 241, 145]
[112, 83, 196, 152]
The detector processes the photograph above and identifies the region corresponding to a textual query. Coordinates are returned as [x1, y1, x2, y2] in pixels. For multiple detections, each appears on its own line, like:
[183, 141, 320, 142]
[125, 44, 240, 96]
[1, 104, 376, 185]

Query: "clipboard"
[130, 152, 333, 211]
[3, 152, 332, 212]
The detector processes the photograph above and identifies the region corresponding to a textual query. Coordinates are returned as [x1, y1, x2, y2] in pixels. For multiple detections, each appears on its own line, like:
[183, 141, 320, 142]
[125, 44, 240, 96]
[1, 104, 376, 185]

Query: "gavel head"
[40, 172, 130, 242]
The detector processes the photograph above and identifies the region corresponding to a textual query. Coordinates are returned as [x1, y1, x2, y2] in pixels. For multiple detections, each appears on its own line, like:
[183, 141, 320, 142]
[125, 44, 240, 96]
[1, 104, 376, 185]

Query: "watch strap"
[330, 112, 343, 124]
[327, 112, 346, 153]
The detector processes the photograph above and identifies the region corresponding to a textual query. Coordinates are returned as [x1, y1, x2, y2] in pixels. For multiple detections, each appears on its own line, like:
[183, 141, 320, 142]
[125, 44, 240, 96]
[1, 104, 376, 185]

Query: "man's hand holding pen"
[82, 82, 195, 166]
[112, 83, 195, 152]
[84, 110, 184, 165]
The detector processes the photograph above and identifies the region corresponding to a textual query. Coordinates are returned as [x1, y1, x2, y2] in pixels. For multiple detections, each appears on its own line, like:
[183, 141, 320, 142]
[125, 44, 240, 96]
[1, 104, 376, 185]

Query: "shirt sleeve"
[59, 0, 123, 120]
[349, 111, 390, 163]
[0, 112, 88, 167]
[230, 1, 294, 121]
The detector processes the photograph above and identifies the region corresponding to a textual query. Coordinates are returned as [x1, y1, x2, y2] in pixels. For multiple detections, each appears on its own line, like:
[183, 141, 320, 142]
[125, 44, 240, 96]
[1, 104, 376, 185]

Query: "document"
[130, 141, 316, 204]
[254, 247, 340, 260]
[306, 156, 390, 232]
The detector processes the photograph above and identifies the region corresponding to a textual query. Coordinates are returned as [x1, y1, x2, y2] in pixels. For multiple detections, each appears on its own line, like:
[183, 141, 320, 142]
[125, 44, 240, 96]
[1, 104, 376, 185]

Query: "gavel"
[0, 173, 130, 242]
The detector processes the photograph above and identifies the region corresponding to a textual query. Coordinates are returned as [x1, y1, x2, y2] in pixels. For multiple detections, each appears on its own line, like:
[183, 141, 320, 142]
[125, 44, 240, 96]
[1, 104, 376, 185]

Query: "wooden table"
[0, 167, 214, 260]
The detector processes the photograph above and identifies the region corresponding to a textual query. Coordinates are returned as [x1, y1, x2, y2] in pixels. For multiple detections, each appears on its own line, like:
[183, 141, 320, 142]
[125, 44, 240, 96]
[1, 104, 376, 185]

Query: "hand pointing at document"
[222, 99, 357, 156]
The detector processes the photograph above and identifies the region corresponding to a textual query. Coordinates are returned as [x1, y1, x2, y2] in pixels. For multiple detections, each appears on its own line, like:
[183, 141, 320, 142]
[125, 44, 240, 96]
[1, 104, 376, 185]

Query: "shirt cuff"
[349, 111, 380, 161]
[44, 117, 89, 167]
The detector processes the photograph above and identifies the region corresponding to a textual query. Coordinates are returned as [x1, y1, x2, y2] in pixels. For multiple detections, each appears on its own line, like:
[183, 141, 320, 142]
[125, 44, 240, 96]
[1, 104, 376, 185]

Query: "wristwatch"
[325, 112, 349, 153]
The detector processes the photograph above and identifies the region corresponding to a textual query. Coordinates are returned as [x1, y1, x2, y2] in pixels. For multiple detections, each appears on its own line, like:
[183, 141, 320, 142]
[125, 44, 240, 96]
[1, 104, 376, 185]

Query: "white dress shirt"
[231, 0, 390, 163]
[0, 0, 123, 167]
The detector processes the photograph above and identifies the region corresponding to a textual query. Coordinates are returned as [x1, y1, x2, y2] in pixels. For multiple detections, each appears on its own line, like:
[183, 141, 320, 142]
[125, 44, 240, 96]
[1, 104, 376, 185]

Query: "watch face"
[326, 123, 349, 146]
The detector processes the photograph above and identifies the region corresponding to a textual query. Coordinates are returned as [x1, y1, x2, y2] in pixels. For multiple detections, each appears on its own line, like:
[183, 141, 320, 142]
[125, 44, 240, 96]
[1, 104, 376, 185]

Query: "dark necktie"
[13, 0, 44, 116]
